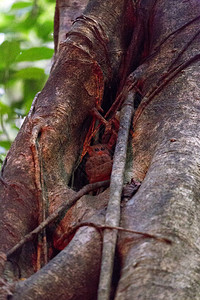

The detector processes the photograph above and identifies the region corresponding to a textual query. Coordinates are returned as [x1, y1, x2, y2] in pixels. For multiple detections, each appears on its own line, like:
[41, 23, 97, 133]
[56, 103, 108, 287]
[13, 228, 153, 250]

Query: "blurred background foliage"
[0, 0, 55, 165]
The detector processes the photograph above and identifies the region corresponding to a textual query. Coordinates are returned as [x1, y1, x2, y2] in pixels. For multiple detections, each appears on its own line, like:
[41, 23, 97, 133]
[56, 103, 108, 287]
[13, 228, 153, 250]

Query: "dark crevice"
[110, 249, 122, 300]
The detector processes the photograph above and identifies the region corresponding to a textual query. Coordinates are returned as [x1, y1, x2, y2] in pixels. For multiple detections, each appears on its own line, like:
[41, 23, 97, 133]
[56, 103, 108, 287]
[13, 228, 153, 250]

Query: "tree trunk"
[1, 0, 200, 299]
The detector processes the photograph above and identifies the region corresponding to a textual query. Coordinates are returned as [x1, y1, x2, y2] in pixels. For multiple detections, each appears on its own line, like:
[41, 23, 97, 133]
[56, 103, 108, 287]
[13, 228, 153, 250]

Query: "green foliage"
[16, 47, 54, 62]
[0, 0, 55, 166]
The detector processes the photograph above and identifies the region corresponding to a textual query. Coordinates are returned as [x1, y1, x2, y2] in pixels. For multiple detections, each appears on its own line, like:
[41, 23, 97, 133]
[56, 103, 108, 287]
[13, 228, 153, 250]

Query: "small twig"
[104, 80, 136, 120]
[6, 180, 110, 258]
[97, 89, 135, 300]
[68, 222, 172, 245]
[91, 108, 108, 127]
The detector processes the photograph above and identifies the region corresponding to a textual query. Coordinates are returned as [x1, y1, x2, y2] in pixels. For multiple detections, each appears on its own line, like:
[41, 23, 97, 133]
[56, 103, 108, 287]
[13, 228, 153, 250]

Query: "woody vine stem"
[97, 89, 135, 300]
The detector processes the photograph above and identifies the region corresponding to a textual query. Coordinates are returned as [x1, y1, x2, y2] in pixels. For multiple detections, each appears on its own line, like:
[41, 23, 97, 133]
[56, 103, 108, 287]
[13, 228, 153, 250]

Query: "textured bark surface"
[1, 0, 200, 299]
[12, 225, 103, 300]
[116, 0, 200, 299]
[54, 0, 89, 50]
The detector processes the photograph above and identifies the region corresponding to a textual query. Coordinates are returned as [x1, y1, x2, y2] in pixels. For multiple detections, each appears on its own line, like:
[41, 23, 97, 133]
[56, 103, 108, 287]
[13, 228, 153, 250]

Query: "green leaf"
[0, 15, 15, 33]
[0, 69, 15, 84]
[0, 140, 11, 150]
[16, 47, 54, 62]
[15, 67, 45, 79]
[36, 21, 53, 41]
[0, 102, 11, 114]
[0, 41, 21, 68]
[11, 1, 32, 10]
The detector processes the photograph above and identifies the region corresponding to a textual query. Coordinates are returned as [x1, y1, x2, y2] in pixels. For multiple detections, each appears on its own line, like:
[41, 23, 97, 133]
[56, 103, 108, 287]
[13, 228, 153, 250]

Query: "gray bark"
[116, 0, 200, 298]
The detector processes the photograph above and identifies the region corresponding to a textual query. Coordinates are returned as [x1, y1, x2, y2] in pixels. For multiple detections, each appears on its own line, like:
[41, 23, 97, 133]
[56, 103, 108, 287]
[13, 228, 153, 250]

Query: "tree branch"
[97, 89, 135, 300]
[68, 222, 172, 245]
[6, 180, 110, 258]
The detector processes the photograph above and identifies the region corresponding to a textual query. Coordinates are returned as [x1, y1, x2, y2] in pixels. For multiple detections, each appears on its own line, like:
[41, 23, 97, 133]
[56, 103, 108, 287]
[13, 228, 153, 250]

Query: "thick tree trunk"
[1, 0, 200, 299]
[116, 1, 200, 298]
